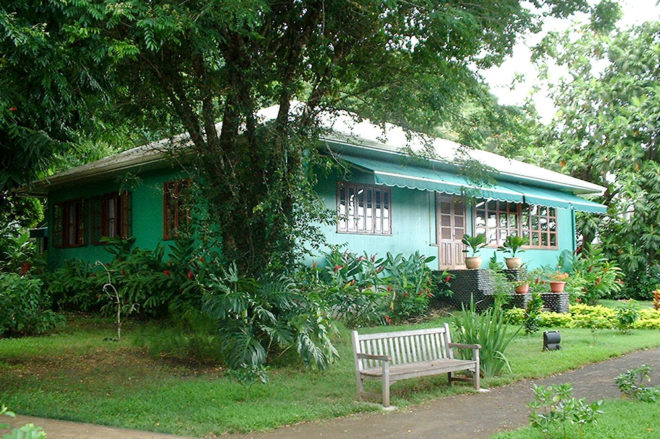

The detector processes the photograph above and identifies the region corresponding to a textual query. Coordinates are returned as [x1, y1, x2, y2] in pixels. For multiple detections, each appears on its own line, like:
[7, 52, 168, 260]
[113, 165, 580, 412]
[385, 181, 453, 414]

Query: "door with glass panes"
[436, 194, 466, 269]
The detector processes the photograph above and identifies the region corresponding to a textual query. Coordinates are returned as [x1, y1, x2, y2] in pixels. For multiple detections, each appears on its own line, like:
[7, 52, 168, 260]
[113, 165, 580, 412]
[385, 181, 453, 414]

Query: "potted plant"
[461, 234, 487, 269]
[497, 235, 528, 269]
[514, 279, 530, 294]
[550, 272, 569, 293]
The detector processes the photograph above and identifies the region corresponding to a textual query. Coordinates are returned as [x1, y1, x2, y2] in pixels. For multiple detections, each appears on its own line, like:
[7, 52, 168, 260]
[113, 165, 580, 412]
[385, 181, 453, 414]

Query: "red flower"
[387, 285, 392, 292]
[333, 264, 342, 272]
[199, 256, 206, 262]
[595, 277, 602, 286]
[163, 270, 171, 277]
[187, 270, 194, 280]
[9, 106, 17, 112]
[445, 275, 451, 283]
[384, 315, 392, 324]
[350, 279, 356, 286]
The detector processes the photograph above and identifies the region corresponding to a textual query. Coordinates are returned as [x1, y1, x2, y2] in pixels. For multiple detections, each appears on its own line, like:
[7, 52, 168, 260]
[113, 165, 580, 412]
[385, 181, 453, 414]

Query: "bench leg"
[447, 372, 453, 386]
[382, 361, 390, 407]
[356, 374, 365, 400]
[473, 349, 481, 390]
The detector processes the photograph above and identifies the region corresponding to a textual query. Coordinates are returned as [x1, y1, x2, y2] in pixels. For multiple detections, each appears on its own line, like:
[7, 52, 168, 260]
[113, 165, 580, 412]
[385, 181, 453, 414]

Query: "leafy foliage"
[529, 384, 603, 439]
[524, 293, 545, 335]
[615, 364, 660, 403]
[200, 262, 338, 371]
[307, 249, 439, 326]
[560, 245, 622, 305]
[452, 299, 519, 377]
[1, 405, 46, 439]
[461, 234, 487, 256]
[0, 273, 64, 336]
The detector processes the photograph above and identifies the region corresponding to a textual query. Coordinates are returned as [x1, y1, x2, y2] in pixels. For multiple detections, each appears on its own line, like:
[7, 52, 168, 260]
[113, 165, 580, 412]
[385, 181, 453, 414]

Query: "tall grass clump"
[453, 297, 520, 377]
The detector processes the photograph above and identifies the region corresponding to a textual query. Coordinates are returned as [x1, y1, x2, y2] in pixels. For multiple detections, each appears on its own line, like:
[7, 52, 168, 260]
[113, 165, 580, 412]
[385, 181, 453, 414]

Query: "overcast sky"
[483, 0, 660, 122]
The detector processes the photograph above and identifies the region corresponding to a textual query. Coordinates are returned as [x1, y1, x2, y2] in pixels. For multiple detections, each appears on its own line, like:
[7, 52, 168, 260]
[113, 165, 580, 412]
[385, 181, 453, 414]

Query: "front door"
[436, 194, 466, 269]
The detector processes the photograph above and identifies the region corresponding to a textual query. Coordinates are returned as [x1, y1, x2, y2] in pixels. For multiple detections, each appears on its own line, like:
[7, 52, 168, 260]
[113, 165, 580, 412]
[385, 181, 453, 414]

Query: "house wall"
[315, 167, 437, 263]
[46, 164, 576, 272]
[315, 167, 575, 270]
[46, 167, 182, 268]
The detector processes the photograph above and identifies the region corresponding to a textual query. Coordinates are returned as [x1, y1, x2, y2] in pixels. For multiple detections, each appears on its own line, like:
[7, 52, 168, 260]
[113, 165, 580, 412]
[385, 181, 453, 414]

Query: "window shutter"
[120, 191, 132, 239]
[91, 197, 102, 244]
[52, 204, 63, 248]
[77, 200, 87, 245]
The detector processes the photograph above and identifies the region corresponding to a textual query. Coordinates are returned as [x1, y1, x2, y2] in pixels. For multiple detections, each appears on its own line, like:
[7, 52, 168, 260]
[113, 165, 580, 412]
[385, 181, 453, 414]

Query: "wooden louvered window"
[163, 180, 191, 240]
[52, 199, 86, 248]
[91, 192, 132, 244]
[473, 200, 558, 249]
[336, 182, 391, 235]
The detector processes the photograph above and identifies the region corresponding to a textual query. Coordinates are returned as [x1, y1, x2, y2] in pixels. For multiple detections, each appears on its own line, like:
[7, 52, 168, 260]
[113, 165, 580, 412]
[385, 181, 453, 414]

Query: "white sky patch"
[482, 0, 660, 123]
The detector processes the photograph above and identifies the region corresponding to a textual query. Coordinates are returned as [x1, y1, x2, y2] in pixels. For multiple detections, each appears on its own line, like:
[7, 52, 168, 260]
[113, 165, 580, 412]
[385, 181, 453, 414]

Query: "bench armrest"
[356, 353, 390, 362]
[448, 343, 481, 350]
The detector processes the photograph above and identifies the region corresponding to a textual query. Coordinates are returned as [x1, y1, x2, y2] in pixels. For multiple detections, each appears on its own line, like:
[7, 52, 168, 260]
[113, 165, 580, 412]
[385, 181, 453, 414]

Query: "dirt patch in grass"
[2, 345, 225, 392]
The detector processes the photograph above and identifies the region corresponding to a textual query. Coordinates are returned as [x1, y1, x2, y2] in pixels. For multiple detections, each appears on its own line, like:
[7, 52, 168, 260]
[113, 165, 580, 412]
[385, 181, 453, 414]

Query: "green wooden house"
[25, 108, 607, 270]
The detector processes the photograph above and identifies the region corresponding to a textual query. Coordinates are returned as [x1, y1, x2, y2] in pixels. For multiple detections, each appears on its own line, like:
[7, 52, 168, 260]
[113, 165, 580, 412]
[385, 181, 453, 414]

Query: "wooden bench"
[351, 323, 481, 407]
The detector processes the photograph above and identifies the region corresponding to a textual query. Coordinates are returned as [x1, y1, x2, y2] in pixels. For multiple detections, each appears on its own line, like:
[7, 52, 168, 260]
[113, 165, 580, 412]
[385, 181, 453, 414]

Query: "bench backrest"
[352, 324, 454, 371]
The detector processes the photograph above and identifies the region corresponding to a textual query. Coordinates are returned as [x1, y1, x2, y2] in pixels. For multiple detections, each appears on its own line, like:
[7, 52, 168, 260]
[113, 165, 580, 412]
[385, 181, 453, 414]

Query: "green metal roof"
[500, 182, 607, 214]
[338, 153, 523, 203]
[338, 153, 607, 214]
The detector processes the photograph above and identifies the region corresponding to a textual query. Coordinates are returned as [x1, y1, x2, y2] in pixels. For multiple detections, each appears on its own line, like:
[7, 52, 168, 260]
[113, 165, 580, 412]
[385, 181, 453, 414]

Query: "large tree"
[3, 0, 598, 275]
[493, 17, 659, 299]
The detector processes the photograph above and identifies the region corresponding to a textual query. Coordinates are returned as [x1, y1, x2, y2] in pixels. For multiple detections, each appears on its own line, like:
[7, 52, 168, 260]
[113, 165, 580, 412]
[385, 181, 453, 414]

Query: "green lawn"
[599, 299, 654, 310]
[492, 398, 660, 438]
[1, 314, 660, 437]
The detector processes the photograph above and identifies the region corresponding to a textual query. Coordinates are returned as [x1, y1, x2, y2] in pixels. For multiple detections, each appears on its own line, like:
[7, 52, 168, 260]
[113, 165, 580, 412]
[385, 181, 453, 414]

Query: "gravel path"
[4, 347, 659, 439]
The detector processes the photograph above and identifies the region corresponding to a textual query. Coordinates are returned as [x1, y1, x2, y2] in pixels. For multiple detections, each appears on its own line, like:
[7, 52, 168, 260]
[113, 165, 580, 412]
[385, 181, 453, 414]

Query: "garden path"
[5, 347, 659, 439]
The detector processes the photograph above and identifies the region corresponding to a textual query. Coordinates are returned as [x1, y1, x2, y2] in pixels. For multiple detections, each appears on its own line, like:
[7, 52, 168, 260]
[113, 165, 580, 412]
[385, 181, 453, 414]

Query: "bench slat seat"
[351, 323, 481, 407]
[360, 359, 477, 380]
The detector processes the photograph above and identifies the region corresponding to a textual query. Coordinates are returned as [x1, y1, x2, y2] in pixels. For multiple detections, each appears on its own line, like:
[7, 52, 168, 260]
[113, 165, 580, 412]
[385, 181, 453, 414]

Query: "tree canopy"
[2, 0, 611, 275]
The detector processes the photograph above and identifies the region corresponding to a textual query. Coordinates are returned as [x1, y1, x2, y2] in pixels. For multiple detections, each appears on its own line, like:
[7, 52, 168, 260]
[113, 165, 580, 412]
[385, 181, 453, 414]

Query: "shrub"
[615, 301, 640, 333]
[537, 312, 574, 328]
[561, 245, 622, 305]
[44, 237, 202, 318]
[504, 308, 525, 325]
[615, 364, 660, 402]
[315, 248, 436, 326]
[529, 383, 603, 438]
[0, 273, 64, 336]
[524, 293, 544, 334]
[453, 299, 519, 377]
[44, 259, 107, 312]
[200, 262, 338, 371]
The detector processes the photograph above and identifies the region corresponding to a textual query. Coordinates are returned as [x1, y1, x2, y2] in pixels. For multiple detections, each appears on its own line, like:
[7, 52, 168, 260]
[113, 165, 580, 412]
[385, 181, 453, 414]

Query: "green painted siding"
[46, 163, 576, 272]
[47, 167, 182, 268]
[315, 168, 574, 270]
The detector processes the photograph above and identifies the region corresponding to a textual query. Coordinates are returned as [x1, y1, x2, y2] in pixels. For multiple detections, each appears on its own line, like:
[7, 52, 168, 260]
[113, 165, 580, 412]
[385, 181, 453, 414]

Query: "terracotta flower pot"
[550, 281, 566, 293]
[464, 256, 482, 269]
[505, 257, 522, 269]
[515, 283, 530, 294]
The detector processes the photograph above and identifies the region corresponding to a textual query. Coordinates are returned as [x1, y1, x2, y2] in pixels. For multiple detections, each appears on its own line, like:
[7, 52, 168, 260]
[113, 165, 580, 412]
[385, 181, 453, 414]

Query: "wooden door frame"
[435, 193, 467, 269]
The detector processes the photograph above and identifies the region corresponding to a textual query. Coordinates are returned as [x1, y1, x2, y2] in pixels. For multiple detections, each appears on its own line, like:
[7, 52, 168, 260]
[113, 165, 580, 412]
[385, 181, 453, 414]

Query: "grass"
[492, 398, 660, 438]
[1, 314, 660, 437]
[599, 299, 653, 310]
